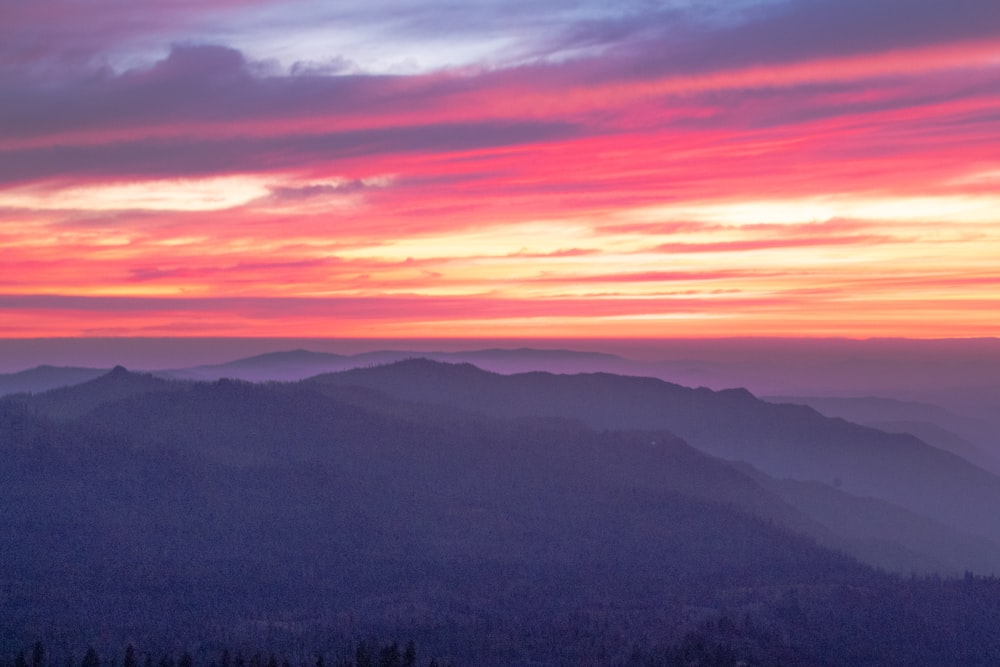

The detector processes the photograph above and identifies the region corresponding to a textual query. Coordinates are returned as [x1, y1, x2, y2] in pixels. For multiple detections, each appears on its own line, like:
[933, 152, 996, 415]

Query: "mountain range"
[5, 354, 1000, 664]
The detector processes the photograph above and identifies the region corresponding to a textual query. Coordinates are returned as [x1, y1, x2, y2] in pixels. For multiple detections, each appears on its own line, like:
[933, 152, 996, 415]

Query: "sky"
[2, 0, 999, 339]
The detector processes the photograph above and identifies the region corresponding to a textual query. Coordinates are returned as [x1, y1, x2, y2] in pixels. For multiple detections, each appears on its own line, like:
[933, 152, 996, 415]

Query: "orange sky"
[2, 0, 999, 338]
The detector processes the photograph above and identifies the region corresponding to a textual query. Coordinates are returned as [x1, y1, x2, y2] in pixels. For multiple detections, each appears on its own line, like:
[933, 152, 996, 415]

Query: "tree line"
[3, 641, 448, 667]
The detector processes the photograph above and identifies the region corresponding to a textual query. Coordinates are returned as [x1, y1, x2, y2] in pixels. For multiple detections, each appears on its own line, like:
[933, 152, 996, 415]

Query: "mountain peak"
[383, 357, 491, 375]
[22, 364, 185, 419]
[245, 349, 341, 362]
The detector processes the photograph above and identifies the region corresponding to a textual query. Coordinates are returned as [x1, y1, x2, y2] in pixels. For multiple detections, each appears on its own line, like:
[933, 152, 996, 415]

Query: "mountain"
[28, 368, 821, 535]
[0, 376, 861, 663]
[25, 362, 1000, 573]
[904, 385, 1000, 452]
[163, 348, 353, 381]
[160, 347, 631, 383]
[0, 365, 108, 396]
[312, 359, 1000, 550]
[736, 464, 1000, 574]
[25, 365, 187, 419]
[425, 348, 626, 374]
[8, 367, 1000, 665]
[765, 394, 1000, 475]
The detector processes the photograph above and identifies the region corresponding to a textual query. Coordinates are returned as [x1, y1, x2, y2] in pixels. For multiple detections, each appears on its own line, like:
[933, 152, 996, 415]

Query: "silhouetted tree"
[401, 642, 415, 667]
[377, 643, 399, 667]
[31, 642, 44, 667]
[354, 642, 372, 667]
[123, 646, 136, 667]
[15, 650, 27, 667]
[81, 648, 100, 667]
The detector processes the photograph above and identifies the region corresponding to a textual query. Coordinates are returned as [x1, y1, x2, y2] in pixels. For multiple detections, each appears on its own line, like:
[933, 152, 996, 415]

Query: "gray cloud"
[612, 0, 1000, 79]
[0, 119, 580, 185]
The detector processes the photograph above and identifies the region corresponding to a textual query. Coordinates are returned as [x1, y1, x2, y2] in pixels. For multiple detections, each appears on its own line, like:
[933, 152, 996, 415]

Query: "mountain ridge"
[311, 359, 1000, 550]
[13, 361, 1000, 575]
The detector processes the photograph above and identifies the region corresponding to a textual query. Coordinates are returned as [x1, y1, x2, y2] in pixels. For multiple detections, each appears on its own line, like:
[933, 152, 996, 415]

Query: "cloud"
[0, 118, 580, 185]
[0, 0, 275, 74]
[529, 269, 775, 284]
[140, 43, 251, 85]
[652, 234, 892, 254]
[608, 0, 1000, 81]
[0, 291, 817, 320]
[264, 179, 385, 202]
[506, 248, 600, 259]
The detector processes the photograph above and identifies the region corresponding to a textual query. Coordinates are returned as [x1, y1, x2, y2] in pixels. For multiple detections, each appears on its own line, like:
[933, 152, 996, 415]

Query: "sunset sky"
[3, 0, 999, 339]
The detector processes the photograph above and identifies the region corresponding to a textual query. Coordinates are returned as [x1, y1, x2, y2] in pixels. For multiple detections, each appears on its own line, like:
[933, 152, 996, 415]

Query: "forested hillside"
[4, 363, 1000, 666]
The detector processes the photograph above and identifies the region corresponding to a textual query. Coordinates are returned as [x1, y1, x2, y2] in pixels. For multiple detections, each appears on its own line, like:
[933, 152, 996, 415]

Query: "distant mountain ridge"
[8, 350, 997, 539]
[12, 361, 1000, 576]
[12, 355, 1000, 560]
[0, 347, 638, 392]
[0, 365, 107, 396]
[312, 358, 1000, 552]
[164, 347, 630, 382]
[26, 365, 186, 419]
[768, 394, 1000, 475]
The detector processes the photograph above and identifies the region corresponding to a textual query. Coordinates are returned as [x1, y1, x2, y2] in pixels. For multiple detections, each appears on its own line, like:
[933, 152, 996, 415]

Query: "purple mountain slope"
[313, 359, 1000, 550]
